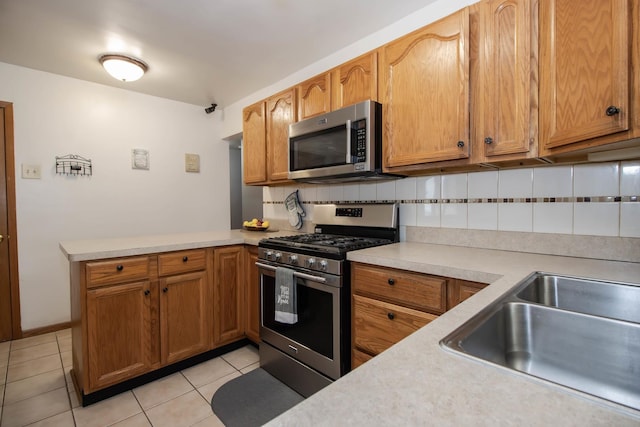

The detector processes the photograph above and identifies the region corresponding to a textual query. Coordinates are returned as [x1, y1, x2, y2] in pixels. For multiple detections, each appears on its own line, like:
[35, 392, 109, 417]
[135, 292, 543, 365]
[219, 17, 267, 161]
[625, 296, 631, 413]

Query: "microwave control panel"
[352, 118, 367, 163]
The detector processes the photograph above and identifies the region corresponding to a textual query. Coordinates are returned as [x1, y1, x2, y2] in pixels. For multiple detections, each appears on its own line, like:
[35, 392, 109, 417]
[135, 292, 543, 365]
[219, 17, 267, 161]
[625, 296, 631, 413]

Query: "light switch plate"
[22, 164, 41, 179]
[185, 153, 200, 173]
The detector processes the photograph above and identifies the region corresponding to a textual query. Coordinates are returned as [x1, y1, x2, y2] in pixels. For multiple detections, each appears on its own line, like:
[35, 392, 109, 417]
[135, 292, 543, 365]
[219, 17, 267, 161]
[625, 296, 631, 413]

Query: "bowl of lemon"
[243, 218, 270, 231]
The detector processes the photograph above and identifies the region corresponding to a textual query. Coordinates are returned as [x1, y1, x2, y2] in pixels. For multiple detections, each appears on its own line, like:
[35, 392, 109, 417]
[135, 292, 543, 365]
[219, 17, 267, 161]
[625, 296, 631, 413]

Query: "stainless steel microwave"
[288, 100, 403, 183]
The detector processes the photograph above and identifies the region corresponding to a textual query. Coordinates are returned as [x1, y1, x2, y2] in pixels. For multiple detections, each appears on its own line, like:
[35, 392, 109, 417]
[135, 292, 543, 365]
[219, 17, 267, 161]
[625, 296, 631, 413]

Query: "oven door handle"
[255, 262, 327, 284]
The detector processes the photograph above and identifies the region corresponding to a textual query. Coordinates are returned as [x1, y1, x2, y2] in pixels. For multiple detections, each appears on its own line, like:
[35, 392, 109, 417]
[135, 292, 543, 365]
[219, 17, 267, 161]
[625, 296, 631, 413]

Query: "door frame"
[1, 101, 22, 340]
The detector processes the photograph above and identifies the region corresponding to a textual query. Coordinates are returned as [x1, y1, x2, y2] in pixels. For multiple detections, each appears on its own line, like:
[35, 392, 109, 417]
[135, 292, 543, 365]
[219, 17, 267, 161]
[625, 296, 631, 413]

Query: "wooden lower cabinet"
[86, 280, 154, 390]
[160, 270, 210, 365]
[353, 294, 437, 356]
[351, 262, 487, 368]
[244, 246, 260, 343]
[447, 279, 488, 310]
[71, 246, 249, 400]
[213, 246, 245, 346]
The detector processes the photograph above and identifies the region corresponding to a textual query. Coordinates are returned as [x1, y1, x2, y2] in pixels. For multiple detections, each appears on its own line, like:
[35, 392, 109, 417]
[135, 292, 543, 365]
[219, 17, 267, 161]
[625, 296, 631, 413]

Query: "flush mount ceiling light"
[99, 54, 148, 82]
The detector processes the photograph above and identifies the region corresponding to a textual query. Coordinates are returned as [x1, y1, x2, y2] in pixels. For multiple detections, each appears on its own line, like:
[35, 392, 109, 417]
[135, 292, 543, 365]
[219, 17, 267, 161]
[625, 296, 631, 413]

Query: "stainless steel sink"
[516, 273, 640, 323]
[441, 272, 640, 411]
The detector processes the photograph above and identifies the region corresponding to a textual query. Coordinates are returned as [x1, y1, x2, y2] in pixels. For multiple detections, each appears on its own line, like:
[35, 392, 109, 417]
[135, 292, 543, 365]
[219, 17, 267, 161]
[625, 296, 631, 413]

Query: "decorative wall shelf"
[56, 154, 92, 176]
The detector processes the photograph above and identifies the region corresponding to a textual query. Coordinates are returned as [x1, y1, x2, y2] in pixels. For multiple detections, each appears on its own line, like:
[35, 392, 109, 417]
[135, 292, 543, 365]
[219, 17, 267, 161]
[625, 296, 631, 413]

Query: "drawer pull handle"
[162, 287, 168, 293]
[116, 265, 124, 271]
[144, 289, 150, 296]
[182, 256, 188, 262]
[605, 105, 620, 116]
[387, 312, 395, 320]
[388, 278, 395, 286]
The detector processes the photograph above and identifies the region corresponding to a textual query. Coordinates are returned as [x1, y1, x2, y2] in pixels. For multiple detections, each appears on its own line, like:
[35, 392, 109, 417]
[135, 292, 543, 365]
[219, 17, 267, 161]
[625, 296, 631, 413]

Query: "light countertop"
[59, 229, 297, 261]
[59, 232, 640, 424]
[267, 242, 640, 426]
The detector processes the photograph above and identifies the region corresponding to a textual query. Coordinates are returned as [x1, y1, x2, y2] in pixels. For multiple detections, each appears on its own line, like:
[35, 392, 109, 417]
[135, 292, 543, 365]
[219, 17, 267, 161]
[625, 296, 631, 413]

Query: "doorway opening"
[229, 139, 262, 229]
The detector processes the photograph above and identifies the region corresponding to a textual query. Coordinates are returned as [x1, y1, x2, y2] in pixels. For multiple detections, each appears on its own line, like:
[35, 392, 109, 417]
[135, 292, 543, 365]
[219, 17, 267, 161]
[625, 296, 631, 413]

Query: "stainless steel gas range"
[256, 203, 399, 397]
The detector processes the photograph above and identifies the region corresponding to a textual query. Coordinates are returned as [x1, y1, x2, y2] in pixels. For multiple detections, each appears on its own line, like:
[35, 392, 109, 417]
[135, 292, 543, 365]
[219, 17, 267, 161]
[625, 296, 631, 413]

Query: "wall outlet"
[22, 164, 42, 179]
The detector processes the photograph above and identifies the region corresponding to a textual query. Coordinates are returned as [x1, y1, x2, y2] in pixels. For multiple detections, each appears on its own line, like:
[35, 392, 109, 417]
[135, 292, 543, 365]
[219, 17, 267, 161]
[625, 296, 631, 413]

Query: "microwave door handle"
[345, 119, 352, 164]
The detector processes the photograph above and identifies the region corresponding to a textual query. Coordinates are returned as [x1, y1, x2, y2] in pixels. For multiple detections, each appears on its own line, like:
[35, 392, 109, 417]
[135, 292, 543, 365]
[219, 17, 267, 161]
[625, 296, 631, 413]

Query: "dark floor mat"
[211, 368, 304, 427]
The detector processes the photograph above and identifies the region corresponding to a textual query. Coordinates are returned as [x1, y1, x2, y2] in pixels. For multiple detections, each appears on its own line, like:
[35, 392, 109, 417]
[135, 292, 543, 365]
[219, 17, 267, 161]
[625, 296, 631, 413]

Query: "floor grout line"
[1, 332, 257, 427]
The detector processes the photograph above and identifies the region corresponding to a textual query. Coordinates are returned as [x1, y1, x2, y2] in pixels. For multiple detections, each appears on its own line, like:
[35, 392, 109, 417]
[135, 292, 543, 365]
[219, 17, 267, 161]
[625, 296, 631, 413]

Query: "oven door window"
[289, 125, 351, 171]
[262, 274, 334, 359]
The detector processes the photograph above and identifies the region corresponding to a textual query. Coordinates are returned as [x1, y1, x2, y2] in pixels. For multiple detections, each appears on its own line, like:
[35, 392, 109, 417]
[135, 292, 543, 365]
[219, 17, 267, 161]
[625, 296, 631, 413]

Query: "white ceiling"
[0, 0, 439, 109]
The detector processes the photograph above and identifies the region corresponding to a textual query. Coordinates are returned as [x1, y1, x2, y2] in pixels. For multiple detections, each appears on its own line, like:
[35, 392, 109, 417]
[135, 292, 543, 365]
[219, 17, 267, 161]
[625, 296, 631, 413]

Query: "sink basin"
[441, 272, 640, 411]
[516, 273, 640, 323]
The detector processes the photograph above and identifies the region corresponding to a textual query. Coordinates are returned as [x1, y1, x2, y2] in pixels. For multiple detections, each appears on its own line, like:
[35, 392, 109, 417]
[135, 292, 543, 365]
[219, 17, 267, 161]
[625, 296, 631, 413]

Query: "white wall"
[0, 62, 230, 330]
[221, 0, 476, 138]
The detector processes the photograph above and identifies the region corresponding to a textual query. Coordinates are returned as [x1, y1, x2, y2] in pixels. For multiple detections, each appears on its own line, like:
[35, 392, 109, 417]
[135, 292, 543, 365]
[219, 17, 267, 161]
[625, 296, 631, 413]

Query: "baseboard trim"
[22, 321, 72, 338]
[79, 339, 253, 407]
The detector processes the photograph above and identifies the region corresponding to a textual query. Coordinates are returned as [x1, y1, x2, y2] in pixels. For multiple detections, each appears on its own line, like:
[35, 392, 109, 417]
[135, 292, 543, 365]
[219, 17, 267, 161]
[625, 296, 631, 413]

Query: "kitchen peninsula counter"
[59, 229, 296, 261]
[267, 242, 640, 426]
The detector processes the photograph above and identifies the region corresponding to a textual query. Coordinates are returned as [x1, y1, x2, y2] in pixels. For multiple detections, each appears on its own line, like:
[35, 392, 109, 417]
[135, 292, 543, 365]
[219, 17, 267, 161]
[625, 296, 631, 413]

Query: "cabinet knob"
[484, 137, 493, 145]
[116, 265, 124, 271]
[457, 141, 465, 148]
[162, 287, 168, 293]
[182, 256, 188, 262]
[387, 312, 395, 320]
[605, 106, 620, 116]
[144, 289, 150, 296]
[388, 278, 395, 286]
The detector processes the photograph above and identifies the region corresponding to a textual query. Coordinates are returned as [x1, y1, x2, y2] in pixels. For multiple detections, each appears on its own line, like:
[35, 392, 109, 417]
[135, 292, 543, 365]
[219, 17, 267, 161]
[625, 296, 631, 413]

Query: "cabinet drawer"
[86, 257, 151, 288]
[353, 294, 436, 357]
[352, 263, 447, 314]
[158, 249, 206, 276]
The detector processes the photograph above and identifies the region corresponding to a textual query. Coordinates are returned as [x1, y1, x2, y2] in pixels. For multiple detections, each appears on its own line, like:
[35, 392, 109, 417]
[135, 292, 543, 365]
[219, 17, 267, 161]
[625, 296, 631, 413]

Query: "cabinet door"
[297, 73, 331, 120]
[476, 0, 535, 160]
[447, 279, 487, 310]
[213, 246, 245, 346]
[266, 88, 296, 182]
[540, 0, 630, 150]
[87, 281, 152, 391]
[332, 52, 378, 110]
[242, 101, 267, 184]
[160, 271, 210, 364]
[245, 246, 260, 343]
[380, 9, 470, 169]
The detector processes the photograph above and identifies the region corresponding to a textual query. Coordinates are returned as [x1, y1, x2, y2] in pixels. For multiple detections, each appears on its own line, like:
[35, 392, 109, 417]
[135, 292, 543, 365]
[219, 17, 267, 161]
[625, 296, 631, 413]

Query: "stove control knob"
[265, 250, 273, 260]
[319, 260, 328, 271]
[307, 258, 316, 268]
[274, 252, 282, 261]
[289, 255, 298, 264]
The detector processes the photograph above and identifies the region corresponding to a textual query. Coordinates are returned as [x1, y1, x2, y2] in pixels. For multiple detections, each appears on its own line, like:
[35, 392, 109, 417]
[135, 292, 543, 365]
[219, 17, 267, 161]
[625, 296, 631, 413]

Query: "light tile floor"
[0, 330, 260, 426]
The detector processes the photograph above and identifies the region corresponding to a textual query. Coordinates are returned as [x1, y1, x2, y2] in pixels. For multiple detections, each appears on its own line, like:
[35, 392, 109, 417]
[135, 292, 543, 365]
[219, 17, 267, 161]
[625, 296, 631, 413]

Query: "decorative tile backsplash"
[263, 161, 640, 239]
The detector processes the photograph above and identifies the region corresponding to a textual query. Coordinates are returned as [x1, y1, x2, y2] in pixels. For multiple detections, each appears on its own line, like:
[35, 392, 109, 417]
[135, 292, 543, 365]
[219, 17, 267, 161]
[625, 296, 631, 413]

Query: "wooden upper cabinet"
[539, 0, 631, 153]
[332, 51, 378, 110]
[380, 8, 470, 170]
[473, 0, 537, 162]
[297, 73, 332, 120]
[242, 101, 267, 184]
[266, 88, 296, 183]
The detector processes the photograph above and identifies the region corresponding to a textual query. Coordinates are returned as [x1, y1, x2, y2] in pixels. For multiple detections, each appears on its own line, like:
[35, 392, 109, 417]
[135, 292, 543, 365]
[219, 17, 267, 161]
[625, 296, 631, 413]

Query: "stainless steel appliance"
[257, 203, 399, 397]
[288, 100, 403, 183]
